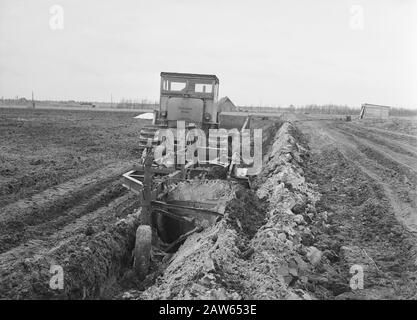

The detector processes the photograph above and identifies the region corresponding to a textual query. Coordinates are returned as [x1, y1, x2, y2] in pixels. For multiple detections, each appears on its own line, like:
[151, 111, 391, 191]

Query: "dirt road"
[297, 118, 417, 299]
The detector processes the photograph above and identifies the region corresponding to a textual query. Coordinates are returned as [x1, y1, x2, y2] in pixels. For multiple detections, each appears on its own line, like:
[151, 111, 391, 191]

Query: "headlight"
[160, 111, 167, 117]
[204, 113, 211, 121]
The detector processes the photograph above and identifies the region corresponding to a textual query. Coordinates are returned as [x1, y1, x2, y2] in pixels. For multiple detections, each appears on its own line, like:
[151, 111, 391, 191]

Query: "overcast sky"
[0, 0, 416, 108]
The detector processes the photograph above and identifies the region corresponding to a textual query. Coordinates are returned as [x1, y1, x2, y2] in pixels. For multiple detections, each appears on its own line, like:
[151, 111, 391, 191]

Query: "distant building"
[217, 96, 236, 113]
[359, 103, 390, 119]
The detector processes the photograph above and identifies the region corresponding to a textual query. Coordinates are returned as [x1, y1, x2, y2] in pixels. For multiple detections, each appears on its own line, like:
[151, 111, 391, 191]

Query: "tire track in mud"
[352, 125, 417, 147]
[338, 123, 417, 160]
[298, 120, 417, 299]
[1, 181, 126, 253]
[0, 162, 135, 253]
[323, 123, 417, 233]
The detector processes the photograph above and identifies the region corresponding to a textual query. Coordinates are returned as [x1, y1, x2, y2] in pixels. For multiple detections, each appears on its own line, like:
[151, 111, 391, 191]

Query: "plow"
[122, 72, 257, 279]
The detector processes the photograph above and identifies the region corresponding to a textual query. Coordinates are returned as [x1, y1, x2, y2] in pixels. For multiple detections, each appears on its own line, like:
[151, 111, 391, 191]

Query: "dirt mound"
[226, 188, 268, 239]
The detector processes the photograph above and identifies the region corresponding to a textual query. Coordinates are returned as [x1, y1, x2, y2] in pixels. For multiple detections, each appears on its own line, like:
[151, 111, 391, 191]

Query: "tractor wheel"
[133, 225, 152, 280]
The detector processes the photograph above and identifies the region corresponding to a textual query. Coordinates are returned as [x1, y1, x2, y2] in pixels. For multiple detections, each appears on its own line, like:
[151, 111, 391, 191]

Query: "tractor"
[122, 72, 254, 279]
[136, 72, 223, 153]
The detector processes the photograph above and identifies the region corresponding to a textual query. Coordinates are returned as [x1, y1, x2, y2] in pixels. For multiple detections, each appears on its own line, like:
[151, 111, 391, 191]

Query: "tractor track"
[0, 162, 136, 254]
[323, 122, 417, 233]
[298, 119, 417, 299]
[351, 125, 417, 146]
[332, 123, 417, 168]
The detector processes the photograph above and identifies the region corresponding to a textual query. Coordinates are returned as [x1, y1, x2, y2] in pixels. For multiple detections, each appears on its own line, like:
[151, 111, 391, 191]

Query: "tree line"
[238, 104, 417, 117]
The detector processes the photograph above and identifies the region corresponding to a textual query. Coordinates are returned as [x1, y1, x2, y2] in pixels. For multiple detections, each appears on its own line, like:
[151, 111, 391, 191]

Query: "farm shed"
[217, 96, 236, 113]
[359, 103, 390, 119]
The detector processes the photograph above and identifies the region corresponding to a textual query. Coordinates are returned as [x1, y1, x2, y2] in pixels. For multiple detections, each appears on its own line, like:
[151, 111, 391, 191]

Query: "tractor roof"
[160, 72, 219, 83]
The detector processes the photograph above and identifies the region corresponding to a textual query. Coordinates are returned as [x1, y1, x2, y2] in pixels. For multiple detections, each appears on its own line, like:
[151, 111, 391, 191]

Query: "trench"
[146, 117, 283, 252]
[131, 120, 331, 300]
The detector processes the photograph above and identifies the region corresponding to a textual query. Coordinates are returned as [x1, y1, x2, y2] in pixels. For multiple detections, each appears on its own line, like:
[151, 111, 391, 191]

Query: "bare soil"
[0, 108, 144, 206]
[2, 107, 416, 300]
[297, 118, 417, 299]
[0, 108, 146, 299]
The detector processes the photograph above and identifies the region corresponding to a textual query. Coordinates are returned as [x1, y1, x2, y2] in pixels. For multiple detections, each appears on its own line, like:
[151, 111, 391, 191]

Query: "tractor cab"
[157, 72, 220, 129]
